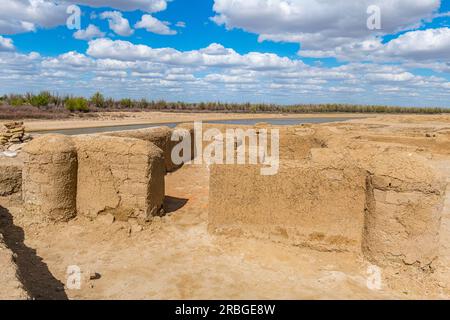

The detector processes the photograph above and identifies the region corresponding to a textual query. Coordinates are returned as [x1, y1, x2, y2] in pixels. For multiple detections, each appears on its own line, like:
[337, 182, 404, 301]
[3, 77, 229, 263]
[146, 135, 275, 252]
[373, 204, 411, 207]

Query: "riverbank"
[1, 112, 371, 133]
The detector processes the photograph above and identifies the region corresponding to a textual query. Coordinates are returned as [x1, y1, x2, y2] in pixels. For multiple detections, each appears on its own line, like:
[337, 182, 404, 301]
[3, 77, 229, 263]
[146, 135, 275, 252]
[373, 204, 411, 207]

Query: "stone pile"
[0, 121, 31, 146]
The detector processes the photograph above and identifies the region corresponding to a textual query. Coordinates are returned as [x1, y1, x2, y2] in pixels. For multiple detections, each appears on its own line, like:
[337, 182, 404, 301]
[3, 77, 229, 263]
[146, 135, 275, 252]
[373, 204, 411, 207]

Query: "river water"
[35, 117, 354, 136]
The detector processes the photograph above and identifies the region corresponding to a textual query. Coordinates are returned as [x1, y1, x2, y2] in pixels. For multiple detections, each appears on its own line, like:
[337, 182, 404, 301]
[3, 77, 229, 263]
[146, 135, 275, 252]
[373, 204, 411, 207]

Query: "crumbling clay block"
[0, 157, 23, 196]
[362, 152, 446, 270]
[22, 135, 77, 222]
[74, 135, 165, 222]
[209, 161, 367, 252]
[101, 126, 183, 173]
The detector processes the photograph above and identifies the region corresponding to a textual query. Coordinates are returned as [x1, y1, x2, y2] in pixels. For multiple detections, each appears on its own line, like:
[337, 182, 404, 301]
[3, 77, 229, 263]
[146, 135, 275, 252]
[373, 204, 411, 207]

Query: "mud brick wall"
[0, 157, 23, 196]
[209, 161, 368, 252]
[100, 126, 183, 173]
[361, 152, 446, 270]
[209, 142, 447, 269]
[22, 135, 78, 222]
[74, 135, 165, 222]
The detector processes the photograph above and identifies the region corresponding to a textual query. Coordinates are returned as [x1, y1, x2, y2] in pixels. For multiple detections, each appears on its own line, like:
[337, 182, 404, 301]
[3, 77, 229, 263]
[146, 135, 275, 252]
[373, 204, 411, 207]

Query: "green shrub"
[29, 91, 52, 107]
[65, 97, 89, 112]
[120, 98, 132, 108]
[105, 98, 115, 108]
[8, 95, 25, 107]
[138, 98, 149, 109]
[90, 92, 105, 108]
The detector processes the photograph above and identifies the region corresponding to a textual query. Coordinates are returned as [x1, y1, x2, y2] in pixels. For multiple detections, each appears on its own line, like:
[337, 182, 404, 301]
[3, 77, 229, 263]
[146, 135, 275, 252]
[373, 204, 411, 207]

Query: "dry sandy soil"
[0, 113, 449, 300]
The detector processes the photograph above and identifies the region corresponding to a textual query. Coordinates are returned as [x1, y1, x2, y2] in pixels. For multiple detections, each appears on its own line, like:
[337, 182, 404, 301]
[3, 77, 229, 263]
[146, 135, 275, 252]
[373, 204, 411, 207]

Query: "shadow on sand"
[0, 205, 68, 300]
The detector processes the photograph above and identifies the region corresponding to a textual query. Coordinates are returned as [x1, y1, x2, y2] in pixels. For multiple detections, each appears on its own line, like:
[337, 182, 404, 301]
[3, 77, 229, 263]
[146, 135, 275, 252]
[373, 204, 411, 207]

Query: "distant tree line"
[0, 91, 449, 115]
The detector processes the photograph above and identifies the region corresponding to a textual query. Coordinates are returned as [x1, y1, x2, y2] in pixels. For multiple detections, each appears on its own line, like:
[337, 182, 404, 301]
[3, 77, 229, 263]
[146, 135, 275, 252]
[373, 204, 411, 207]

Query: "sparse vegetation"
[120, 98, 133, 109]
[0, 91, 449, 119]
[28, 91, 52, 108]
[90, 92, 105, 109]
[65, 97, 89, 112]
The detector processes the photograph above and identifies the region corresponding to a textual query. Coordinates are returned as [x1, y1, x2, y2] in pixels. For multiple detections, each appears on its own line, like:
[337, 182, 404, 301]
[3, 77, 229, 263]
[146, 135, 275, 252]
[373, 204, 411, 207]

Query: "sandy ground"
[1, 112, 370, 132]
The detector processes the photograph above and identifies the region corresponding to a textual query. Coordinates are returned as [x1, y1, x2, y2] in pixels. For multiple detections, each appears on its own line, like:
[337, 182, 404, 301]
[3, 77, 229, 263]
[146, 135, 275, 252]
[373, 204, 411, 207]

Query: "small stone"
[129, 219, 143, 233]
[89, 272, 101, 281]
[10, 127, 24, 134]
[1, 150, 17, 158]
[152, 216, 162, 224]
[131, 224, 143, 233]
[8, 143, 24, 152]
[98, 213, 115, 225]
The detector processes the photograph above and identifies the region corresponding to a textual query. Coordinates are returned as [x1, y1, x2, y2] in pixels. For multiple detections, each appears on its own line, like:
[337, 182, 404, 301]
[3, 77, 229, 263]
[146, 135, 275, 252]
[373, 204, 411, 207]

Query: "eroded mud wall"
[100, 126, 182, 173]
[357, 152, 446, 269]
[0, 157, 22, 196]
[22, 135, 77, 222]
[209, 161, 367, 252]
[74, 135, 165, 222]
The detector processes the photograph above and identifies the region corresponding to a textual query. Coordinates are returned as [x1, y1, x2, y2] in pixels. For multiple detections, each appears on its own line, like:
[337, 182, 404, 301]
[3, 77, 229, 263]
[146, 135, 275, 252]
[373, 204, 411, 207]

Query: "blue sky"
[0, 0, 449, 107]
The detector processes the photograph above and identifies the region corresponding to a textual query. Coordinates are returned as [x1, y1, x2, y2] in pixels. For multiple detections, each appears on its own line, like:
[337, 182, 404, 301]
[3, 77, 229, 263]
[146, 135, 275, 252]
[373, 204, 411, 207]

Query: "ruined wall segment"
[100, 126, 183, 173]
[209, 160, 367, 252]
[22, 135, 77, 222]
[209, 124, 448, 272]
[74, 135, 165, 222]
[0, 157, 22, 196]
[361, 151, 446, 270]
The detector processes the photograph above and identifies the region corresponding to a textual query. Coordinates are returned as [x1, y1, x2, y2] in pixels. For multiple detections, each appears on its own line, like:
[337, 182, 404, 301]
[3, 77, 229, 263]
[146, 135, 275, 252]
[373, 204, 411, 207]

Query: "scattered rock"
[152, 216, 162, 224]
[1, 151, 17, 158]
[129, 219, 144, 234]
[0, 121, 30, 147]
[131, 225, 144, 234]
[89, 272, 101, 281]
[98, 213, 115, 225]
[8, 144, 24, 152]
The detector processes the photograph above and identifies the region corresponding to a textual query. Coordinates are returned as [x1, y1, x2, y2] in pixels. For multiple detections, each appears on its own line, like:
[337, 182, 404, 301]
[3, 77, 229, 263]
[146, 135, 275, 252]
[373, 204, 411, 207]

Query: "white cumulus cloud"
[382, 27, 450, 61]
[73, 24, 105, 40]
[135, 14, 177, 35]
[1, 43, 450, 107]
[67, 0, 168, 12]
[86, 39, 303, 70]
[100, 11, 134, 37]
[0, 0, 169, 35]
[211, 0, 441, 60]
[0, 36, 15, 51]
[0, 0, 67, 34]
